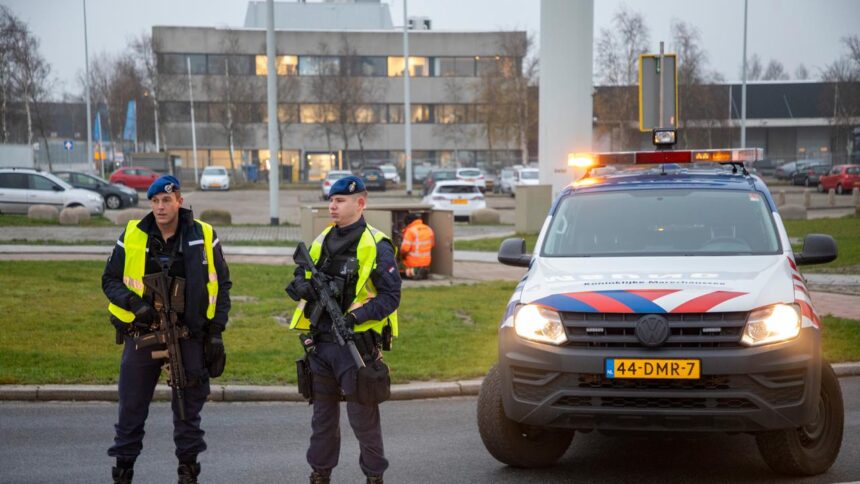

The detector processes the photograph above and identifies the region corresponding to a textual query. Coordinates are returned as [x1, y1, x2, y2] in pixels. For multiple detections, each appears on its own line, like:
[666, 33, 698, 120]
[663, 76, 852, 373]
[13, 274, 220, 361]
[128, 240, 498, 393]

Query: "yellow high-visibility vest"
[290, 223, 399, 337]
[108, 219, 218, 323]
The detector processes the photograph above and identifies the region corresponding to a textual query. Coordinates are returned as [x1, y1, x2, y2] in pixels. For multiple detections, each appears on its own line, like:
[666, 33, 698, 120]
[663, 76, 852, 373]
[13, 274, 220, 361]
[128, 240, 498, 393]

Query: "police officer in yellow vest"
[102, 175, 231, 484]
[286, 175, 400, 484]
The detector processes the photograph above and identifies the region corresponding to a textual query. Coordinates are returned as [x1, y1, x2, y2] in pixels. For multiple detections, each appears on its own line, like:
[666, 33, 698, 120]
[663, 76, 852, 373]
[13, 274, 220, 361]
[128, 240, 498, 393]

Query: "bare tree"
[820, 35, 860, 163]
[762, 59, 789, 81]
[130, 32, 165, 151]
[593, 6, 649, 150]
[5, 7, 51, 147]
[434, 77, 477, 164]
[0, 5, 17, 143]
[307, 42, 340, 164]
[742, 53, 763, 81]
[794, 63, 810, 80]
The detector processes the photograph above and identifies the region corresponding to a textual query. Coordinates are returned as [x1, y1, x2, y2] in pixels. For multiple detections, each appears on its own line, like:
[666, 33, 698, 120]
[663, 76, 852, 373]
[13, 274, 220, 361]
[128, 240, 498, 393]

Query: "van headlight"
[741, 303, 801, 346]
[514, 304, 567, 345]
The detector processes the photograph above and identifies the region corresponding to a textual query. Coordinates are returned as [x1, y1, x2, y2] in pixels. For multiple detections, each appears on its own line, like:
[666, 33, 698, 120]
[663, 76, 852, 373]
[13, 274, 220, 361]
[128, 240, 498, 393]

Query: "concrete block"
[200, 209, 232, 225]
[515, 185, 552, 234]
[780, 204, 807, 220]
[58, 207, 82, 225]
[802, 189, 811, 208]
[389, 381, 460, 400]
[469, 208, 501, 225]
[853, 188, 860, 207]
[458, 379, 484, 396]
[0, 385, 39, 400]
[776, 190, 786, 206]
[115, 209, 150, 226]
[828, 189, 836, 207]
[70, 206, 91, 222]
[27, 204, 59, 221]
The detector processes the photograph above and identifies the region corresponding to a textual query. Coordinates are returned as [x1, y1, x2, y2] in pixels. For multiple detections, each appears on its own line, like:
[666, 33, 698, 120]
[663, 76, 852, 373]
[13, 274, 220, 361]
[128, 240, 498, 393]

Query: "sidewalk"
[3, 365, 860, 402]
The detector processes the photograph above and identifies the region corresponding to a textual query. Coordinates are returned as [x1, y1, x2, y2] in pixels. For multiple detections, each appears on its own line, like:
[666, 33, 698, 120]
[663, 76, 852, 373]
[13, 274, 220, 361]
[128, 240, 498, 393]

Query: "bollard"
[803, 190, 811, 209]
[853, 188, 860, 208]
[828, 188, 836, 207]
[777, 190, 786, 206]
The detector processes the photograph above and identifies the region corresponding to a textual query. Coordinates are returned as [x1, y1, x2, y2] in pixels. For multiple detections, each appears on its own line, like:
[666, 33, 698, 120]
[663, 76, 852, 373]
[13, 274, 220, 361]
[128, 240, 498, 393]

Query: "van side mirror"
[498, 238, 532, 267]
[795, 234, 837, 265]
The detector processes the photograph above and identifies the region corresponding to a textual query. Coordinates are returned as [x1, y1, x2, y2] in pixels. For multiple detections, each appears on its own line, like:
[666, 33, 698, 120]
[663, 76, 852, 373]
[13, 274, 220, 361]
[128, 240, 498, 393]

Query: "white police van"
[477, 144, 843, 476]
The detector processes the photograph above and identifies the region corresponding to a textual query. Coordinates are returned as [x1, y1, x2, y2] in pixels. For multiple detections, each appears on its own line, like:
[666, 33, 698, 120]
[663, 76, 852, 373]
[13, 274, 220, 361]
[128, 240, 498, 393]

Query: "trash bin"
[242, 163, 259, 183]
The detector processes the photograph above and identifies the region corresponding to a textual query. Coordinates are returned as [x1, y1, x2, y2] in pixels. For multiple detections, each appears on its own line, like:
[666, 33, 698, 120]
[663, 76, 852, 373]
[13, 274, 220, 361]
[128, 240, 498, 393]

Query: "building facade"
[153, 5, 526, 182]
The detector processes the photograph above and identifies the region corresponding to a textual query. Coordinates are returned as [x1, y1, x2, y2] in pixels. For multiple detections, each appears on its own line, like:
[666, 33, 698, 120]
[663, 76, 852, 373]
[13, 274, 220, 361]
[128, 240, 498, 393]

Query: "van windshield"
[542, 189, 781, 257]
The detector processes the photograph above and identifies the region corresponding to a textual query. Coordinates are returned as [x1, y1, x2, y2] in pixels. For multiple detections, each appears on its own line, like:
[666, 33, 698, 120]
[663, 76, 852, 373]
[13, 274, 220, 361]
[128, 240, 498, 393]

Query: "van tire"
[477, 364, 573, 468]
[755, 362, 843, 476]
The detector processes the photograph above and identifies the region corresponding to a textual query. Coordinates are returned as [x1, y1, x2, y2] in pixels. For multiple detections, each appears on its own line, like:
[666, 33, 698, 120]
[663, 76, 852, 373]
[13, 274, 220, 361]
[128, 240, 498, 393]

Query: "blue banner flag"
[94, 112, 102, 143]
[122, 100, 137, 141]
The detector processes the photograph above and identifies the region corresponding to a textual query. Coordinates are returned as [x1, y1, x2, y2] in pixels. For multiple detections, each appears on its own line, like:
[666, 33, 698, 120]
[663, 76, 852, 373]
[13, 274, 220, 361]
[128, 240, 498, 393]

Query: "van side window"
[0, 173, 28, 189]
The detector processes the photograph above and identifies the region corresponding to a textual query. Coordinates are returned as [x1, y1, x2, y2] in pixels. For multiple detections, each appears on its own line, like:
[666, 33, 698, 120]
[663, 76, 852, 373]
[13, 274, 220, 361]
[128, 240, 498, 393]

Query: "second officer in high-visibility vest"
[286, 175, 400, 484]
[399, 213, 435, 280]
[102, 175, 232, 484]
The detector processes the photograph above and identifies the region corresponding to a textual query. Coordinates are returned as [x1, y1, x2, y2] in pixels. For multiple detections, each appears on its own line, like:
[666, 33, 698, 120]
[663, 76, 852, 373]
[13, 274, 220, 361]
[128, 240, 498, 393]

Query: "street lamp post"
[402, 0, 413, 195]
[740, 0, 748, 148]
[83, 0, 95, 176]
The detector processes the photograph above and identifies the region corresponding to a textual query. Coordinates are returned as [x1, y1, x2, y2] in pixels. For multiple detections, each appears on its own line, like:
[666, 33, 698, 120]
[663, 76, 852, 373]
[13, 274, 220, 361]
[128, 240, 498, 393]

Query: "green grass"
[822, 317, 860, 362]
[0, 260, 513, 385]
[783, 216, 860, 271]
[456, 233, 539, 253]
[0, 214, 114, 227]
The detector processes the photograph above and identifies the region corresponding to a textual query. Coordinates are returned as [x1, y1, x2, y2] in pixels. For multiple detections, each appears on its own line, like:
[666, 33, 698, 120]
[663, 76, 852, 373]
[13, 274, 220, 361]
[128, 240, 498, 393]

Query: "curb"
[2, 365, 859, 402]
[0, 379, 485, 403]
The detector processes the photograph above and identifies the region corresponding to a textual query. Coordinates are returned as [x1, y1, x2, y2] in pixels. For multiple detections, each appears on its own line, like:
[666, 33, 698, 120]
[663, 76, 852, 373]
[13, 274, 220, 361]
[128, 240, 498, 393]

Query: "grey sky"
[5, 0, 859, 97]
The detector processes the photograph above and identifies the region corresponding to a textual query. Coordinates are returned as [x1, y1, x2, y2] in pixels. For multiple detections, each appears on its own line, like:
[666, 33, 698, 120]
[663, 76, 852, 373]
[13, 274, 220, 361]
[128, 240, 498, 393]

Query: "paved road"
[2, 377, 859, 483]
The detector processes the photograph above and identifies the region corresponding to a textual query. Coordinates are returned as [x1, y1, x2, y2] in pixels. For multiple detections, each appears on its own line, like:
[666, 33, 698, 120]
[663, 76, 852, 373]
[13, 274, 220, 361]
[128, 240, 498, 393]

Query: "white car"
[456, 167, 486, 191]
[0, 168, 104, 215]
[511, 167, 539, 196]
[322, 170, 353, 198]
[478, 149, 843, 475]
[199, 166, 230, 191]
[497, 168, 518, 195]
[379, 164, 400, 184]
[421, 180, 486, 221]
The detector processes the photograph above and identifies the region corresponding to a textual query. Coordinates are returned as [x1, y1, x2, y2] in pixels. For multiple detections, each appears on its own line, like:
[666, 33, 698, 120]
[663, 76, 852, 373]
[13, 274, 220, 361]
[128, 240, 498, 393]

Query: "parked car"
[422, 169, 458, 195]
[456, 167, 487, 192]
[511, 167, 539, 196]
[413, 163, 433, 182]
[421, 180, 486, 221]
[773, 161, 800, 180]
[321, 170, 353, 199]
[359, 167, 387, 191]
[109, 167, 159, 190]
[199, 166, 231, 191]
[791, 164, 830, 188]
[53, 170, 138, 210]
[819, 164, 860, 194]
[496, 168, 518, 195]
[0, 168, 104, 215]
[379, 164, 400, 185]
[753, 159, 778, 177]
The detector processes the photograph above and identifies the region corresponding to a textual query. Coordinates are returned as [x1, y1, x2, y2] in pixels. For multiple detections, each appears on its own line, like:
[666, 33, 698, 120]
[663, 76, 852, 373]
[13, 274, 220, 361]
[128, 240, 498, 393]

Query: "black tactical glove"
[345, 312, 358, 329]
[127, 295, 158, 328]
[205, 327, 226, 378]
[286, 276, 316, 303]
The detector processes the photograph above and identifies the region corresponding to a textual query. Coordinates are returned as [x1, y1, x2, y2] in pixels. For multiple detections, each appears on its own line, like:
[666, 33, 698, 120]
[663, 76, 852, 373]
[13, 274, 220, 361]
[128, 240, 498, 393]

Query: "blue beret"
[147, 175, 181, 199]
[329, 175, 365, 197]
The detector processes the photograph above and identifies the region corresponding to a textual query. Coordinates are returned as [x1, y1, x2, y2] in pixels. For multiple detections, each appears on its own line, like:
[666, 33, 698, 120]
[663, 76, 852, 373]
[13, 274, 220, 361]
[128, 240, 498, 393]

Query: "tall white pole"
[187, 57, 199, 183]
[154, 97, 160, 152]
[402, 0, 413, 195]
[740, 0, 748, 148]
[83, 0, 94, 176]
[265, 0, 280, 225]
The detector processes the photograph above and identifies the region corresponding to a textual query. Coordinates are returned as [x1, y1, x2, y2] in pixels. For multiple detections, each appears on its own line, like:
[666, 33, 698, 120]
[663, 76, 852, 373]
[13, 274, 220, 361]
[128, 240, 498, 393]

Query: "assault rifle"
[293, 242, 366, 369]
[135, 271, 190, 420]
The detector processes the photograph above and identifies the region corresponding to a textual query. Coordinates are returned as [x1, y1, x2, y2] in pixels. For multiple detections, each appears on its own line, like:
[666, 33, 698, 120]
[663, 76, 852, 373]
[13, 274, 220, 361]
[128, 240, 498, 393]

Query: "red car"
[818, 164, 860, 194]
[109, 167, 159, 191]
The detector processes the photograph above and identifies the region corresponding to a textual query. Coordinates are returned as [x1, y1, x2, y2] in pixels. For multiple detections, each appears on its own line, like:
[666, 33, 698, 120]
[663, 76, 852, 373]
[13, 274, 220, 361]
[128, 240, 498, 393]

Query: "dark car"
[773, 161, 800, 180]
[54, 170, 139, 210]
[752, 159, 778, 177]
[359, 167, 387, 191]
[422, 169, 458, 196]
[791, 164, 830, 188]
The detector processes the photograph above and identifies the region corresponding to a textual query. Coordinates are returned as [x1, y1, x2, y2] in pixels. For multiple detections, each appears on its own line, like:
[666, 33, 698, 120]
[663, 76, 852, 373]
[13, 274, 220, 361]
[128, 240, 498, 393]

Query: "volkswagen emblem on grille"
[634, 314, 670, 347]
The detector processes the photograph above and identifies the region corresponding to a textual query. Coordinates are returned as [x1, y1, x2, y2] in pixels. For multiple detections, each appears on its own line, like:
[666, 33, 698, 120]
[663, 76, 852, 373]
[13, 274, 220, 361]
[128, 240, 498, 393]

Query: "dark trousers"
[108, 335, 210, 463]
[307, 342, 388, 477]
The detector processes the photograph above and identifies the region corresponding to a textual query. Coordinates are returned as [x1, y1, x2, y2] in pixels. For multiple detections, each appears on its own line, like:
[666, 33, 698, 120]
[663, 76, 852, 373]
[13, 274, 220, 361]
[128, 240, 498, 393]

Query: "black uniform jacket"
[102, 208, 232, 336]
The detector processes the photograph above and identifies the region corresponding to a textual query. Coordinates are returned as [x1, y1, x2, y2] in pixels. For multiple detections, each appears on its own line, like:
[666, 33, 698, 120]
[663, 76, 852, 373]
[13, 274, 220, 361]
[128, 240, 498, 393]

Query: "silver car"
[0, 169, 104, 215]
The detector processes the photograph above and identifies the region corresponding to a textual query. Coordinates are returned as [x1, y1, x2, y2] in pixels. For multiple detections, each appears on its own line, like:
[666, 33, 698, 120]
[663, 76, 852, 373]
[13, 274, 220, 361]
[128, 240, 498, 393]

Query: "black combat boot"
[309, 471, 331, 484]
[367, 476, 384, 484]
[111, 466, 134, 484]
[177, 462, 201, 484]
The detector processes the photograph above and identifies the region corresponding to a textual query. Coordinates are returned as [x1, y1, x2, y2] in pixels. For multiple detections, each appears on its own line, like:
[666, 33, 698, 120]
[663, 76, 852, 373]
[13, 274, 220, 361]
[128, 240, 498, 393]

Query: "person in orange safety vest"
[399, 213, 435, 280]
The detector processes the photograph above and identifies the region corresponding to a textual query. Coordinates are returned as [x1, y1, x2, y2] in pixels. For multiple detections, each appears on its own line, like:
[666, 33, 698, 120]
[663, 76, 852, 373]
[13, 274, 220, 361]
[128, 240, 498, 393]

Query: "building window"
[159, 54, 206, 75]
[477, 56, 518, 77]
[208, 55, 254, 76]
[300, 104, 339, 123]
[351, 104, 386, 123]
[255, 55, 299, 76]
[387, 56, 429, 77]
[435, 57, 476, 77]
[278, 104, 300, 123]
[435, 104, 475, 124]
[388, 105, 403, 124]
[411, 104, 433, 123]
[162, 102, 191, 122]
[344, 56, 387, 77]
[299, 56, 340, 76]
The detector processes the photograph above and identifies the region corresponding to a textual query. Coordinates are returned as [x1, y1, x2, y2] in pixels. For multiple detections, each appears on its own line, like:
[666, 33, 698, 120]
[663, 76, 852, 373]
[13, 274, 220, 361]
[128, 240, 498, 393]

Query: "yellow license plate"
[211, 183, 221, 188]
[452, 199, 468, 205]
[606, 358, 700, 379]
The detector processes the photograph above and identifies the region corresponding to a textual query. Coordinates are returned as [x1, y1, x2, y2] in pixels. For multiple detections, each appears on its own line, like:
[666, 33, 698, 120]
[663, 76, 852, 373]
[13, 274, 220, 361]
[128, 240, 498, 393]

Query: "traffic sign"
[639, 53, 678, 132]
[63, 140, 74, 151]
